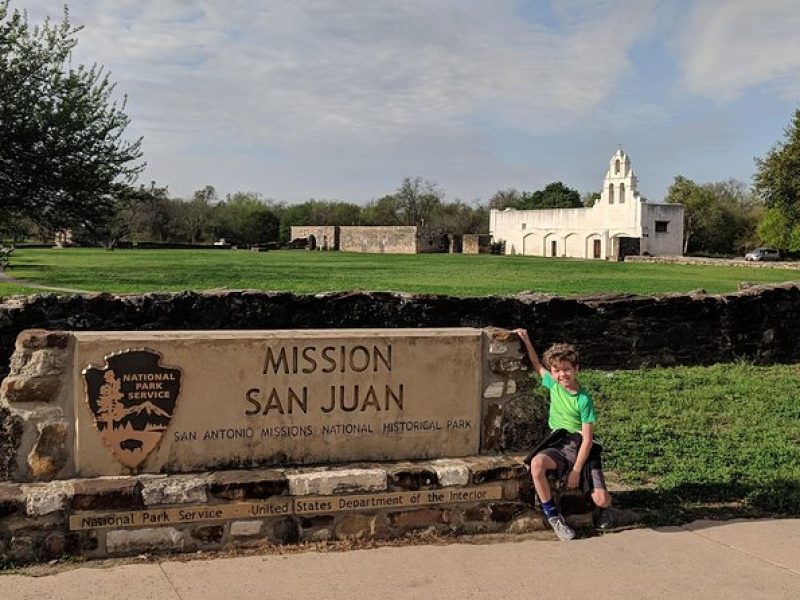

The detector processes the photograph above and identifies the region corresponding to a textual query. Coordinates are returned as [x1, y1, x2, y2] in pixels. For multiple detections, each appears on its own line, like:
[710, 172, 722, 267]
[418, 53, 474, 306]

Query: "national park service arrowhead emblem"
[83, 349, 181, 469]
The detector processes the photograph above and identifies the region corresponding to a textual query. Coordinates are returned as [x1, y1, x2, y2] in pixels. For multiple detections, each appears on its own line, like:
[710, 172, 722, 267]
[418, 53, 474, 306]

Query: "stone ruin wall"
[289, 226, 339, 250]
[463, 234, 492, 254]
[338, 226, 419, 254]
[2, 283, 799, 385]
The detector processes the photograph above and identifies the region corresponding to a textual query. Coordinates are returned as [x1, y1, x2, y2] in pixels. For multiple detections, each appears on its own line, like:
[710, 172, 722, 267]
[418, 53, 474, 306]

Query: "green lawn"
[577, 363, 800, 516]
[2, 248, 798, 296]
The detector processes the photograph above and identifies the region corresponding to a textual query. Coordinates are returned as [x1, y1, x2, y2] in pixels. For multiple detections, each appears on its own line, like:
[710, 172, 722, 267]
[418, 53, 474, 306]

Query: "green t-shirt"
[541, 372, 596, 433]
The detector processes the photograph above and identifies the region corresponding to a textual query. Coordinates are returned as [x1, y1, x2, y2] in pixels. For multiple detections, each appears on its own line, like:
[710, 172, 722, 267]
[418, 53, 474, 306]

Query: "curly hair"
[543, 342, 579, 369]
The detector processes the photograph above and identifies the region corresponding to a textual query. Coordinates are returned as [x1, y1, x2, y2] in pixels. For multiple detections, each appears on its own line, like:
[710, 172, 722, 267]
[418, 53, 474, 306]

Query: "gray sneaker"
[594, 508, 615, 530]
[547, 514, 575, 541]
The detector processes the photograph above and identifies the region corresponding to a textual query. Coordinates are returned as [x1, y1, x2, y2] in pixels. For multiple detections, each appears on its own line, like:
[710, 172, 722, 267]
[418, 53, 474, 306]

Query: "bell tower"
[598, 148, 640, 206]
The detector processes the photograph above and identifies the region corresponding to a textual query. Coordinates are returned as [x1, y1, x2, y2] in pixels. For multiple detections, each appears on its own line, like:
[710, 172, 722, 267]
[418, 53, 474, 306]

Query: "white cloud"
[674, 0, 800, 100]
[17, 0, 659, 199]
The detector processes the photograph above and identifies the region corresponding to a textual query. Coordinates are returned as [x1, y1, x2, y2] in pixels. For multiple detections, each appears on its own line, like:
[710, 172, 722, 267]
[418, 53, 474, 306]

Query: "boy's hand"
[566, 470, 580, 490]
[513, 328, 530, 343]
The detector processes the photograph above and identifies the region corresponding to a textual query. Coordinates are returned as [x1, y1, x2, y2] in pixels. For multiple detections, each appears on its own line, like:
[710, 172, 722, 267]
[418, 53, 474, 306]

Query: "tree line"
[2, 1, 800, 258]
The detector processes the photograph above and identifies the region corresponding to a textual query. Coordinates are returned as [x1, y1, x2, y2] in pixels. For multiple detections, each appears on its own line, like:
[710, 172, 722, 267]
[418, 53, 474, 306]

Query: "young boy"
[514, 328, 613, 541]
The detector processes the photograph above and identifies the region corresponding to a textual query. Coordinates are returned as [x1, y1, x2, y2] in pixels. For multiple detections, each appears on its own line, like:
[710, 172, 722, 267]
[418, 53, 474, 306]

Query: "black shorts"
[538, 432, 607, 491]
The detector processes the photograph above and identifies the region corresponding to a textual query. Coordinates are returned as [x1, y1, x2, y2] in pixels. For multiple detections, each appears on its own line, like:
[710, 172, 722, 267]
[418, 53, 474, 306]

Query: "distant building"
[290, 225, 449, 254]
[489, 149, 684, 259]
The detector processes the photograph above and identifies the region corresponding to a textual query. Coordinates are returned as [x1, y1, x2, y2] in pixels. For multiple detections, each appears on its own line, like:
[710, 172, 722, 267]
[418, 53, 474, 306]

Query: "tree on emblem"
[97, 370, 125, 429]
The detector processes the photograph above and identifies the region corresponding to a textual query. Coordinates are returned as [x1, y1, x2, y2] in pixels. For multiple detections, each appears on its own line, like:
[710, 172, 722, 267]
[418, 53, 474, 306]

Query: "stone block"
[8, 535, 36, 563]
[427, 459, 470, 487]
[482, 403, 503, 451]
[0, 484, 24, 518]
[507, 513, 547, 533]
[27, 421, 68, 480]
[333, 514, 390, 540]
[10, 349, 66, 377]
[287, 469, 386, 496]
[65, 531, 100, 554]
[389, 509, 446, 530]
[71, 478, 144, 511]
[1, 375, 62, 404]
[39, 532, 66, 560]
[472, 462, 527, 484]
[489, 502, 525, 522]
[230, 520, 263, 538]
[16, 330, 70, 351]
[23, 481, 74, 516]
[486, 328, 516, 343]
[106, 527, 184, 555]
[387, 465, 438, 490]
[265, 517, 299, 544]
[140, 476, 207, 505]
[207, 470, 288, 500]
[190, 525, 224, 544]
[463, 505, 492, 522]
[483, 381, 504, 398]
[490, 357, 526, 374]
[488, 343, 508, 354]
[301, 527, 332, 542]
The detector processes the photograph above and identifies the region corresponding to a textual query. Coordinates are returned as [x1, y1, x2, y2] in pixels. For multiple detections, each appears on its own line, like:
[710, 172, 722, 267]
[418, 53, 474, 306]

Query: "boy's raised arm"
[513, 328, 548, 377]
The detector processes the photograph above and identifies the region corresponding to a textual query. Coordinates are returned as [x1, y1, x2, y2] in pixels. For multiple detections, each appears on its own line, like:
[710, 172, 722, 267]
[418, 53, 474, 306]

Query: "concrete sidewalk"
[1, 519, 799, 600]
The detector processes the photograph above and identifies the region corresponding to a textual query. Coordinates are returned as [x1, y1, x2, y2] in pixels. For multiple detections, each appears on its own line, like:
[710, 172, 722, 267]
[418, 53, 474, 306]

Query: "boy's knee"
[530, 455, 548, 475]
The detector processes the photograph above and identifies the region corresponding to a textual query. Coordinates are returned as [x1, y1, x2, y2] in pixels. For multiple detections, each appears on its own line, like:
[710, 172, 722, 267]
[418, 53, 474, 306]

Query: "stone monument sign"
[68, 329, 482, 476]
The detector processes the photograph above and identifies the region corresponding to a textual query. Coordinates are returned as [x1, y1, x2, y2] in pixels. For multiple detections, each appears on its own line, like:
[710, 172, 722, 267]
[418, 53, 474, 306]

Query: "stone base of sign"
[0, 455, 609, 563]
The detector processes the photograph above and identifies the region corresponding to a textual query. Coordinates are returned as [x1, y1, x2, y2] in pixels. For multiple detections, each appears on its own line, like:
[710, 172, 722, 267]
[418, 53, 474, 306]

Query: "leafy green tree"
[0, 2, 144, 229]
[212, 192, 280, 245]
[519, 182, 582, 209]
[172, 186, 217, 243]
[754, 108, 800, 250]
[488, 189, 523, 210]
[666, 176, 760, 255]
[362, 195, 401, 225]
[393, 177, 443, 226]
[74, 182, 169, 249]
[490, 182, 582, 210]
[582, 191, 601, 207]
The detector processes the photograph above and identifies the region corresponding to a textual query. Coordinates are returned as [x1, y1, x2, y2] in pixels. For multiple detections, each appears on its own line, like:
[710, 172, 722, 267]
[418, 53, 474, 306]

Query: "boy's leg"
[589, 466, 614, 529]
[531, 451, 575, 541]
[530, 453, 559, 504]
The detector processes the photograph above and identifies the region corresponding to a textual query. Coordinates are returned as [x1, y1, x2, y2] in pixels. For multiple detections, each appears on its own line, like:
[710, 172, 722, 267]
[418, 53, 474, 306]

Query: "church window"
[521, 223, 526, 230]
[619, 183, 625, 203]
[608, 184, 614, 204]
[655, 221, 669, 233]
[615, 159, 620, 174]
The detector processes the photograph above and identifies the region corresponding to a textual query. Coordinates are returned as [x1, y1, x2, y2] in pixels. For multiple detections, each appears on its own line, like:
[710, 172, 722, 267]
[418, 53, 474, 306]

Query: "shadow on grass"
[613, 479, 800, 527]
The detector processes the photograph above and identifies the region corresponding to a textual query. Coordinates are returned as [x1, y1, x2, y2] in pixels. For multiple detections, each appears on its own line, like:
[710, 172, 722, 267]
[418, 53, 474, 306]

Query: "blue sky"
[22, 0, 800, 204]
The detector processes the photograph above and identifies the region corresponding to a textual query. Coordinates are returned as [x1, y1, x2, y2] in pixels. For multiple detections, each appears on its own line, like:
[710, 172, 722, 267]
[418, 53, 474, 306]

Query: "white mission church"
[489, 149, 684, 259]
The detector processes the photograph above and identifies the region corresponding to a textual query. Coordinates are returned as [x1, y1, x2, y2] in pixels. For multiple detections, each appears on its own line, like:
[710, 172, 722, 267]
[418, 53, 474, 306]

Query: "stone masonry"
[2, 284, 800, 385]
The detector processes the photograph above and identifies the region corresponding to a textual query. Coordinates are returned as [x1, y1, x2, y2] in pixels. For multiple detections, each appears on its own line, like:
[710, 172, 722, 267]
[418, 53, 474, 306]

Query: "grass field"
[573, 363, 800, 517]
[1, 248, 797, 297]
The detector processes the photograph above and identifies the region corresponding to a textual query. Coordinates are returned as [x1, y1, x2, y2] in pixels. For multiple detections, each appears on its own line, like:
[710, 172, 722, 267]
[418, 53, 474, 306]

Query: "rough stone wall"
[1, 284, 799, 385]
[0, 457, 546, 564]
[339, 226, 418, 254]
[289, 226, 339, 250]
[463, 234, 491, 254]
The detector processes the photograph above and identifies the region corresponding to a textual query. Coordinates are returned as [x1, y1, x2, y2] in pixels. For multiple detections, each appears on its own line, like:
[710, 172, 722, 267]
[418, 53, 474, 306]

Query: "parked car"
[745, 247, 781, 261]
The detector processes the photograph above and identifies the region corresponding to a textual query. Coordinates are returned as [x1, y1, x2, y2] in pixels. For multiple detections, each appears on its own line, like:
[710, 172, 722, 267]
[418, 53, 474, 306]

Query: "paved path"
[0, 271, 89, 294]
[2, 519, 799, 599]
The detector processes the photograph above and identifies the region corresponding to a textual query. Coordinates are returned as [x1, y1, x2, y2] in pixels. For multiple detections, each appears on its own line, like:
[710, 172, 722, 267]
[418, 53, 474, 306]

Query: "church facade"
[489, 150, 684, 259]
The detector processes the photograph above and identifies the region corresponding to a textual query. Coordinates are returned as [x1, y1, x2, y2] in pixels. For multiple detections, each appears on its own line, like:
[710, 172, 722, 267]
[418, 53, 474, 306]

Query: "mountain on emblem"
[83, 349, 181, 469]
